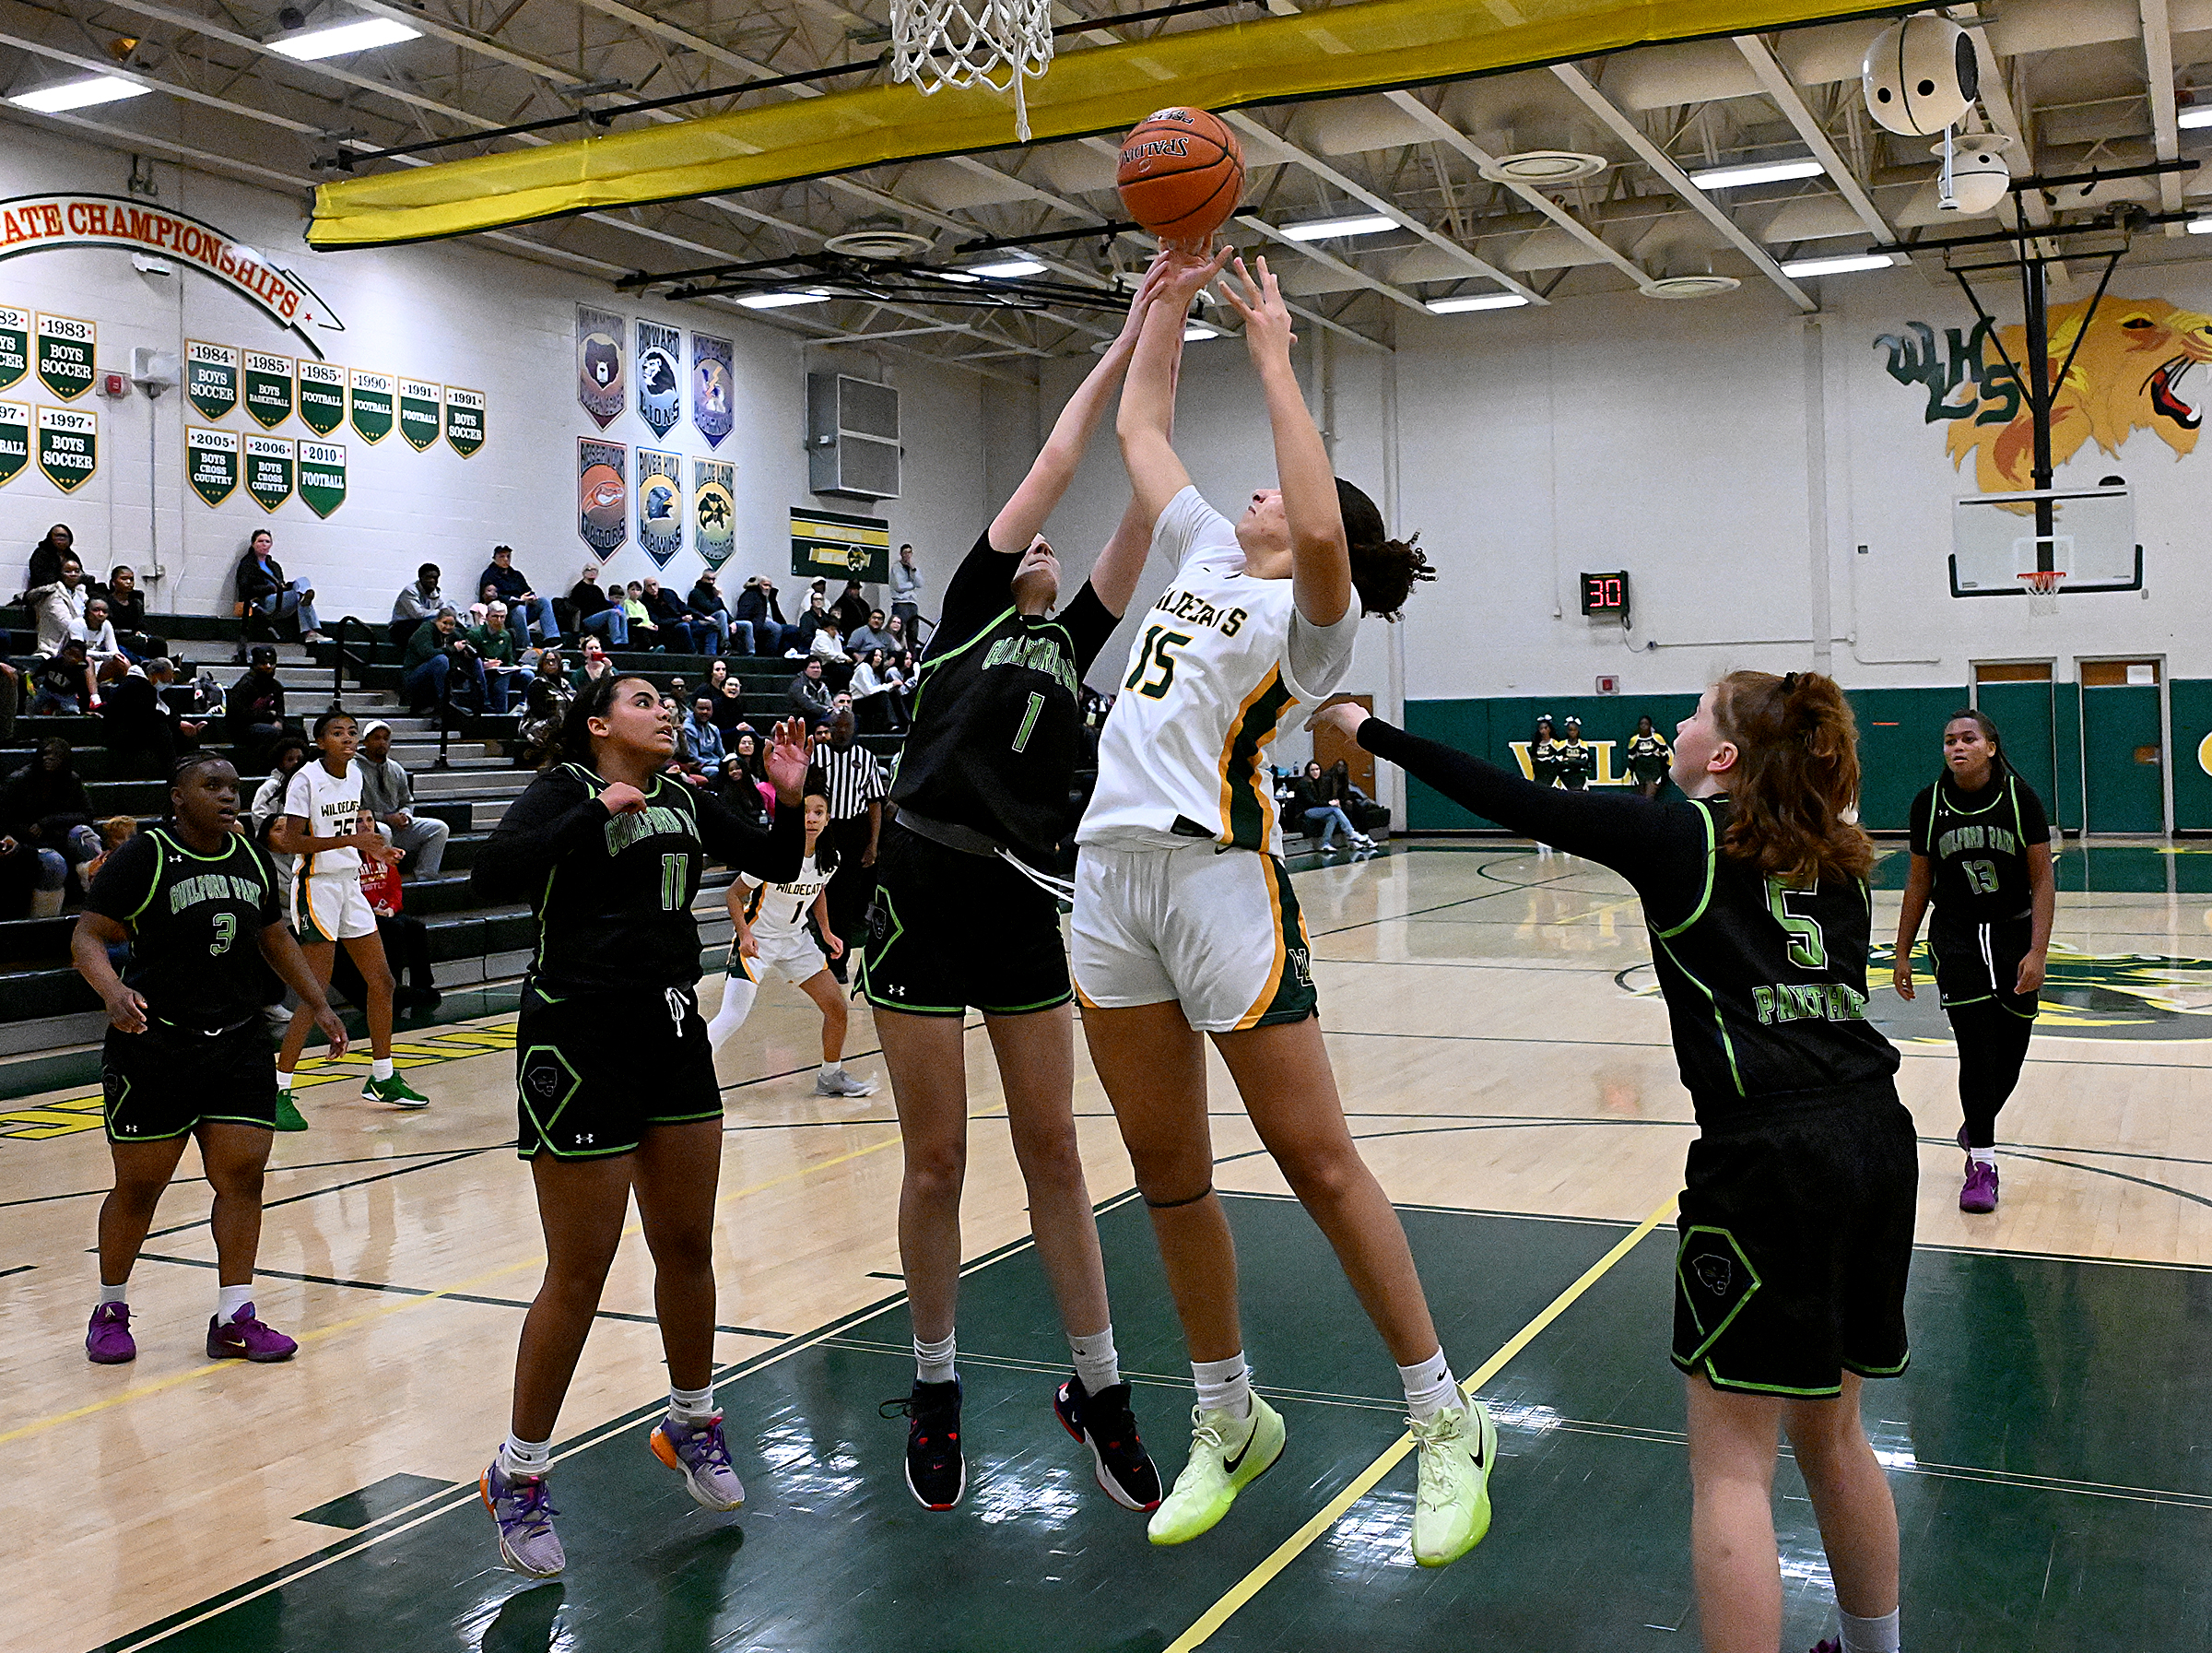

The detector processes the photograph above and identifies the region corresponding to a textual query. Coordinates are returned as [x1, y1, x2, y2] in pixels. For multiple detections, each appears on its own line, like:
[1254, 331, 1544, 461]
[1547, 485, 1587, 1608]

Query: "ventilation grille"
[807, 372, 901, 500]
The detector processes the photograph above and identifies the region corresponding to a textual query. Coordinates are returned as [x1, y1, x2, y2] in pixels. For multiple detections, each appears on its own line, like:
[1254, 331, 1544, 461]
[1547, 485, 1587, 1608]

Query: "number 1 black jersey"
[87, 827, 281, 1027]
[473, 764, 802, 995]
[1909, 769, 2049, 927]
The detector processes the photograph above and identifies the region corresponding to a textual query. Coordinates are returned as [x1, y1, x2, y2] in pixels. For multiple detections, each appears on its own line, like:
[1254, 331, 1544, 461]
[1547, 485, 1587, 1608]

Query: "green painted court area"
[104, 1195, 2212, 1653]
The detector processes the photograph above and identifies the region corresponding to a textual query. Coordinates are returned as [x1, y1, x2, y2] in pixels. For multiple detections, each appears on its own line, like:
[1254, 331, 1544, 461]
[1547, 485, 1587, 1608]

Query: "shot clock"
[1580, 571, 1630, 617]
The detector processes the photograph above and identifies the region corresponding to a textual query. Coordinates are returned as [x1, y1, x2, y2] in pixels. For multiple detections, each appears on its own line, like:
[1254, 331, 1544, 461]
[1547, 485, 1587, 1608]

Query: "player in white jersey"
[705, 785, 876, 1098]
[1070, 252, 1493, 1567]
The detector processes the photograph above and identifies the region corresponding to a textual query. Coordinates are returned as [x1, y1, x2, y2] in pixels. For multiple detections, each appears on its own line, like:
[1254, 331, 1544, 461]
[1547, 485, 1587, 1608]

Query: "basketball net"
[890, 0, 1054, 142]
[2019, 568, 2065, 617]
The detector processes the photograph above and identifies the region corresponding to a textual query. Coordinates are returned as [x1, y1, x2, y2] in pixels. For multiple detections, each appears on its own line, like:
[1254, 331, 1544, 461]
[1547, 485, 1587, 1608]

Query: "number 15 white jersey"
[1077, 487, 1358, 856]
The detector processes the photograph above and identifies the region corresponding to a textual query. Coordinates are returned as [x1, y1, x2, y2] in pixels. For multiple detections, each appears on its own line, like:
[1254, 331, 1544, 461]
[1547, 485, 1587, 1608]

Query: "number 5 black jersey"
[473, 764, 802, 995]
[86, 827, 281, 1027]
[1909, 769, 2050, 927]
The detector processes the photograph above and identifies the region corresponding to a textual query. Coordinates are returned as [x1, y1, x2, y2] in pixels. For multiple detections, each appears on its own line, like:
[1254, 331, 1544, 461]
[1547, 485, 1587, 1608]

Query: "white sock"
[1839, 1606, 1900, 1653]
[500, 1433, 553, 1477]
[1398, 1347, 1464, 1423]
[98, 1281, 127, 1306]
[820, 1061, 843, 1079]
[1970, 1147, 1996, 1165]
[371, 1057, 394, 1081]
[1192, 1354, 1252, 1420]
[668, 1383, 716, 1423]
[914, 1330, 957, 1385]
[706, 975, 757, 1052]
[276, 1069, 294, 1092]
[1069, 1327, 1121, 1393]
[216, 1283, 253, 1324]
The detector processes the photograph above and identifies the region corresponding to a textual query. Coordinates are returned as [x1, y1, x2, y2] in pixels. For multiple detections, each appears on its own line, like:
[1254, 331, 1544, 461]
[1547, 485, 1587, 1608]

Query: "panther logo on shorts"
[1693, 1255, 1734, 1295]
[524, 1061, 561, 1101]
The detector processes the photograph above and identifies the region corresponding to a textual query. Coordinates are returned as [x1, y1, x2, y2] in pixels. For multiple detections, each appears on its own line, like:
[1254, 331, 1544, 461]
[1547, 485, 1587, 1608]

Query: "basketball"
[1116, 106, 1244, 244]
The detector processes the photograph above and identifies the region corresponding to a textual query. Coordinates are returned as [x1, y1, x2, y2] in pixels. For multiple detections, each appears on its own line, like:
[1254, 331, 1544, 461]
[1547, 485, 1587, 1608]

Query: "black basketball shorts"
[103, 1015, 278, 1141]
[859, 822, 1072, 1019]
[1672, 1083, 1918, 1398]
[514, 980, 722, 1160]
[1928, 914, 2040, 1019]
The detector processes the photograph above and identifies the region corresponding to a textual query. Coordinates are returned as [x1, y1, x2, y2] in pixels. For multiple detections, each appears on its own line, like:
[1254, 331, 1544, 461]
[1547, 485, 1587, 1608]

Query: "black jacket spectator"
[787, 663, 834, 726]
[2, 738, 94, 848]
[23, 525, 72, 600]
[688, 577, 729, 620]
[99, 667, 177, 778]
[832, 581, 872, 638]
[233, 548, 289, 608]
[734, 581, 788, 630]
[479, 556, 533, 606]
[224, 650, 287, 766]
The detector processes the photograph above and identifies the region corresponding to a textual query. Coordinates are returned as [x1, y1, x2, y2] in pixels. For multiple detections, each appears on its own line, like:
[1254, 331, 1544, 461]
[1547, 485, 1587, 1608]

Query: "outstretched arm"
[1118, 248, 1233, 530]
[1084, 491, 1157, 618]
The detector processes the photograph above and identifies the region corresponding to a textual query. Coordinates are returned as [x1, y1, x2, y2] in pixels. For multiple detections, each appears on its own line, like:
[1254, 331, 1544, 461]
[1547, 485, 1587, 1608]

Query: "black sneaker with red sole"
[1055, 1373, 1162, 1512]
[883, 1378, 965, 1510]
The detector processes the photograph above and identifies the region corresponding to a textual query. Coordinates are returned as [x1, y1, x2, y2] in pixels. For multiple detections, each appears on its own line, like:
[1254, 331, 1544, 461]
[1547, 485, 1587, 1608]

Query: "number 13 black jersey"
[1908, 770, 2050, 928]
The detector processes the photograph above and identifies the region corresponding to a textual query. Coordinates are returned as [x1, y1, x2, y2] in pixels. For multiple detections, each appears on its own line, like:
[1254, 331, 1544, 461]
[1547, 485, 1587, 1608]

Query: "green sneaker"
[1408, 1398, 1497, 1567]
[1146, 1394, 1285, 1547]
[273, 1092, 311, 1132]
[364, 1072, 430, 1109]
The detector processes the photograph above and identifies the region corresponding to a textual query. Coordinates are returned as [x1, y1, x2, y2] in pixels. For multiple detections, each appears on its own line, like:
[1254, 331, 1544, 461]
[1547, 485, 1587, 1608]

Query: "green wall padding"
[2171, 679, 2212, 832]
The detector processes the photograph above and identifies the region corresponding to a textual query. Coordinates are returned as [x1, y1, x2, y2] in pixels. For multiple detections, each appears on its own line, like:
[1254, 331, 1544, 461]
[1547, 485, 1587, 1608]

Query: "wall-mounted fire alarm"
[98, 371, 130, 399]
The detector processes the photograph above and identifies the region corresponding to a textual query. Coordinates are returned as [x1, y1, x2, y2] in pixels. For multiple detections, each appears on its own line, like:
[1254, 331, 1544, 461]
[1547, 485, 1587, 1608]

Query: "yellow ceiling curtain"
[309, 0, 1890, 250]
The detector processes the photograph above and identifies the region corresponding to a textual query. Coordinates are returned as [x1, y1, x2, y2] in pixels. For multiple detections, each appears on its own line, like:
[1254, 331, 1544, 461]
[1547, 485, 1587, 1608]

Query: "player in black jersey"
[1320, 669, 1913, 1653]
[72, 754, 348, 1367]
[1893, 709, 2053, 1214]
[864, 265, 1171, 1517]
[468, 676, 809, 1578]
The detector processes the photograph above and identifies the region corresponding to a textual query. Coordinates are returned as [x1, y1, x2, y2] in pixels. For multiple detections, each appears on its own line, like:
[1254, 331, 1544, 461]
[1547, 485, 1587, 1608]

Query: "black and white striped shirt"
[813, 741, 888, 822]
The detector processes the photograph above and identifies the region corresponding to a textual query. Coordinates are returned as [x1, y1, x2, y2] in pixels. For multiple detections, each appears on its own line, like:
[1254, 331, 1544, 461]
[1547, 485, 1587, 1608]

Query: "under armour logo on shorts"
[1693, 1255, 1734, 1295]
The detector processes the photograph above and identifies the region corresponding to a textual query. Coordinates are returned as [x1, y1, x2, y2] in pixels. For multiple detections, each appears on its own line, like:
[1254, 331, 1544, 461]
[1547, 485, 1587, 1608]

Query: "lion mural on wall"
[1877, 296, 2212, 490]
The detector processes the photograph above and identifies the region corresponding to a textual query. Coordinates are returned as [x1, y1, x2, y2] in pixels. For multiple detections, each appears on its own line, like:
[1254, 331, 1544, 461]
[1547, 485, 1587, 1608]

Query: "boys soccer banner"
[244, 432, 294, 512]
[185, 340, 238, 420]
[297, 359, 346, 435]
[0, 307, 24, 392]
[37, 404, 96, 490]
[242, 350, 293, 428]
[691, 333, 732, 447]
[693, 459, 735, 567]
[444, 385, 485, 456]
[636, 321, 681, 439]
[37, 313, 94, 400]
[0, 399, 25, 484]
[637, 447, 682, 566]
[578, 439, 626, 555]
[187, 425, 239, 504]
[398, 378, 441, 451]
[349, 369, 393, 443]
[576, 305, 623, 429]
[791, 506, 890, 584]
[300, 440, 347, 518]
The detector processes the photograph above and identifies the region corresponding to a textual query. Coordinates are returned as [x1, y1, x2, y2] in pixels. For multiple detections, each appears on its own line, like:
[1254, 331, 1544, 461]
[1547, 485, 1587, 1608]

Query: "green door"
[2079, 679, 2166, 833]
[1976, 680, 2059, 823]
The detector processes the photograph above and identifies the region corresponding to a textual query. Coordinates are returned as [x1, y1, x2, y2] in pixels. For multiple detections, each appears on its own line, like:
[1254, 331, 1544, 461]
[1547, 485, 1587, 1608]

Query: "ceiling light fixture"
[967, 258, 1044, 277]
[1425, 292, 1530, 313]
[1779, 252, 1897, 277]
[1281, 214, 1396, 241]
[8, 75, 152, 112]
[737, 289, 832, 309]
[1477, 151, 1608, 186]
[267, 17, 420, 60]
[1687, 157, 1825, 191]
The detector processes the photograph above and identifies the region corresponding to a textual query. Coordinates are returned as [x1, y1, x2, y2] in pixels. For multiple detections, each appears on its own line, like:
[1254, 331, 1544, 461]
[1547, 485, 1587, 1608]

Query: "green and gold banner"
[242, 349, 293, 429]
[37, 403, 95, 490]
[36, 313, 93, 400]
[398, 377, 440, 451]
[244, 431, 294, 512]
[0, 398, 25, 484]
[0, 307, 27, 393]
[184, 340, 237, 420]
[349, 369, 393, 443]
[791, 505, 890, 584]
[444, 384, 484, 456]
[693, 458, 735, 567]
[297, 358, 346, 435]
[186, 424, 239, 505]
[300, 439, 346, 518]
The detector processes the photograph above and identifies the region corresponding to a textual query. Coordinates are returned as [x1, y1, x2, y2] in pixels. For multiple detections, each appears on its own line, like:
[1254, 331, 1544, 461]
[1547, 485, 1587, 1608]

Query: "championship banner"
[244, 432, 294, 512]
[636, 321, 681, 439]
[349, 369, 393, 443]
[444, 385, 485, 456]
[576, 305, 623, 429]
[36, 313, 94, 400]
[37, 404, 96, 490]
[398, 378, 441, 452]
[578, 438, 626, 555]
[297, 359, 346, 435]
[242, 350, 293, 429]
[186, 425, 239, 505]
[0, 399, 25, 484]
[690, 333, 733, 448]
[300, 440, 347, 518]
[693, 458, 735, 567]
[0, 307, 30, 393]
[184, 341, 237, 420]
[637, 447, 681, 566]
[790, 505, 890, 584]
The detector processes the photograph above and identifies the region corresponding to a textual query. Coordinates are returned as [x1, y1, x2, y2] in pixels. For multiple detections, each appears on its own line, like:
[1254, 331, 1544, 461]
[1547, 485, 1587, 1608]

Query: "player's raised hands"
[1305, 698, 1372, 745]
[1219, 255, 1295, 367]
[766, 717, 812, 803]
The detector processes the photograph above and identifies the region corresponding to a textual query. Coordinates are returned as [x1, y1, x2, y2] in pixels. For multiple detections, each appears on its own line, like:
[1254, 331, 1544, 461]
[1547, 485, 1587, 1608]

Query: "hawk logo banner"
[186, 425, 239, 505]
[444, 385, 485, 456]
[693, 458, 735, 567]
[791, 506, 891, 584]
[36, 313, 94, 401]
[349, 369, 393, 443]
[579, 438, 627, 555]
[244, 432, 294, 512]
[37, 404, 95, 490]
[576, 305, 623, 429]
[300, 440, 347, 518]
[296, 359, 346, 435]
[242, 350, 293, 429]
[691, 333, 732, 448]
[0, 307, 24, 392]
[637, 447, 682, 567]
[184, 340, 238, 421]
[0, 398, 25, 485]
[636, 321, 680, 439]
[398, 378, 441, 452]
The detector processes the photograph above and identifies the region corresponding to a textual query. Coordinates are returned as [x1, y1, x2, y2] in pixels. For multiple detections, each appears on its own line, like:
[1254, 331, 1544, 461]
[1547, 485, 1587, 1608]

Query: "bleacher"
[0, 608, 903, 1057]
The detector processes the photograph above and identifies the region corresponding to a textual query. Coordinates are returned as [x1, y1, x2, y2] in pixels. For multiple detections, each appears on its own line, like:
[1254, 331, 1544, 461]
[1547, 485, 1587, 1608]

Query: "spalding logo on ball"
[1862, 15, 1978, 137]
[1117, 106, 1245, 246]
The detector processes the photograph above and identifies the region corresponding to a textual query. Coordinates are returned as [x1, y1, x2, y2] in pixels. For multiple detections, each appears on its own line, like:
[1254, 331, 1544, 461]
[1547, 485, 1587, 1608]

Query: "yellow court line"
[1163, 1191, 1680, 1653]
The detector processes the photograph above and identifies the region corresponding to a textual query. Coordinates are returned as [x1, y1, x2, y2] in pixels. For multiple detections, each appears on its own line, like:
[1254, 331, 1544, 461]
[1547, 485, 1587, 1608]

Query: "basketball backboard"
[1950, 484, 2144, 598]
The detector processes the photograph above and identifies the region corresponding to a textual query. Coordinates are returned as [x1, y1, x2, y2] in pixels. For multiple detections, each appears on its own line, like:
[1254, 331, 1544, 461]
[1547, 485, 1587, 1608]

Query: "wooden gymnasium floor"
[4, 839, 2209, 1653]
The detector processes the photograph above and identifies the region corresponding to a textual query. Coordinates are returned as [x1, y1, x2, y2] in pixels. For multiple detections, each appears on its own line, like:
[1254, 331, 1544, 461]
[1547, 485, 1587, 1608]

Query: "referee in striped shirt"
[813, 706, 888, 982]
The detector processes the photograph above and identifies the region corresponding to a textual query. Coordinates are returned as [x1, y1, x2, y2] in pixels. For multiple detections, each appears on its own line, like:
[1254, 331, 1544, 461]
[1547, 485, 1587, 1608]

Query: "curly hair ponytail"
[1336, 478, 1434, 620]
[1712, 669, 1874, 885]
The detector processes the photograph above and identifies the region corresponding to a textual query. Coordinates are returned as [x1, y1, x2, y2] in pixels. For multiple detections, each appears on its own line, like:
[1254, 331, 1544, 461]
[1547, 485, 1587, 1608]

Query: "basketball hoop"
[890, 0, 1053, 142]
[2019, 568, 2066, 617]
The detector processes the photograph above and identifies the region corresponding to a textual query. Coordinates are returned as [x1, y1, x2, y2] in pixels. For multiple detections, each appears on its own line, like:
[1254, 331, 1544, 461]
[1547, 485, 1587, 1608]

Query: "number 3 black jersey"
[1909, 769, 2050, 927]
[474, 764, 802, 995]
[1357, 721, 1900, 1123]
[888, 530, 1121, 864]
[87, 827, 281, 1027]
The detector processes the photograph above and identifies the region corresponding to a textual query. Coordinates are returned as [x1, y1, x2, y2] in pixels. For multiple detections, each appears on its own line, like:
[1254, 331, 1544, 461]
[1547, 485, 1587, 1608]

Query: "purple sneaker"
[206, 1304, 298, 1362]
[481, 1459, 565, 1577]
[86, 1303, 135, 1364]
[1960, 1158, 2000, 1213]
[1808, 1642, 1841, 1653]
[650, 1412, 747, 1511]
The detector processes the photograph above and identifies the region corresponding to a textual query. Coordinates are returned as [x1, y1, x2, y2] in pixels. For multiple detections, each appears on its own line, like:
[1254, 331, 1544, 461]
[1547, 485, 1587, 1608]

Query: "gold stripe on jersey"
[1216, 667, 1297, 850]
[744, 884, 767, 923]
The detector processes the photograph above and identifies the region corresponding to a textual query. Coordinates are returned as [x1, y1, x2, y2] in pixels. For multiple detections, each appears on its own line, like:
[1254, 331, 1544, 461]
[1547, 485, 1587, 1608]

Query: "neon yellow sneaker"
[1408, 1398, 1497, 1566]
[1146, 1394, 1285, 1547]
[273, 1092, 311, 1132]
[365, 1073, 430, 1109]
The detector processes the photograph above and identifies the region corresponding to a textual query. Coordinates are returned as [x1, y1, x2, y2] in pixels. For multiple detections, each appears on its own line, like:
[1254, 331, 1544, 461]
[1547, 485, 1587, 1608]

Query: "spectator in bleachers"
[683, 696, 726, 773]
[707, 662, 747, 736]
[468, 601, 532, 710]
[0, 660, 18, 746]
[391, 562, 447, 650]
[807, 611, 854, 692]
[849, 608, 897, 655]
[28, 556, 88, 655]
[251, 732, 312, 892]
[832, 579, 872, 639]
[224, 643, 288, 767]
[890, 542, 924, 633]
[712, 741, 772, 830]
[82, 812, 136, 884]
[735, 575, 798, 655]
[95, 566, 165, 661]
[22, 523, 74, 601]
[358, 719, 450, 875]
[566, 563, 628, 647]
[232, 529, 327, 648]
[98, 655, 198, 779]
[1, 736, 100, 915]
[794, 589, 832, 655]
[883, 613, 912, 658]
[1290, 759, 1371, 853]
[477, 545, 560, 647]
[619, 581, 660, 649]
[29, 639, 95, 714]
[82, 598, 126, 673]
[687, 568, 746, 655]
[579, 634, 612, 682]
[403, 608, 492, 715]
[787, 657, 834, 727]
[515, 672, 570, 769]
[641, 575, 712, 655]
[847, 648, 908, 735]
[531, 646, 569, 692]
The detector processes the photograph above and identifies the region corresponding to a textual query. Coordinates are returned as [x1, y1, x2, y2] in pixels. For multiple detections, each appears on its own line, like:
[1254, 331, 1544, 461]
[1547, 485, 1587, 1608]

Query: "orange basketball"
[1116, 106, 1244, 244]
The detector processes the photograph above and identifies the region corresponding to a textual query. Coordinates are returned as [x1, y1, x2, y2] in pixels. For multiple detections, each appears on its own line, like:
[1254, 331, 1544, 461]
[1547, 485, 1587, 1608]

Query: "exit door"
[1973, 663, 2059, 823]
[2078, 659, 2167, 834]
